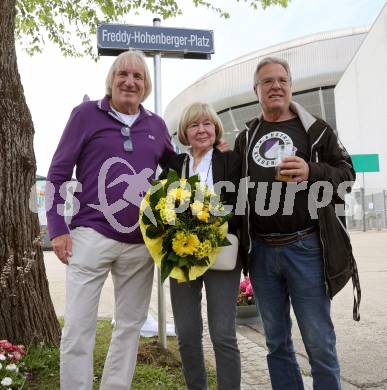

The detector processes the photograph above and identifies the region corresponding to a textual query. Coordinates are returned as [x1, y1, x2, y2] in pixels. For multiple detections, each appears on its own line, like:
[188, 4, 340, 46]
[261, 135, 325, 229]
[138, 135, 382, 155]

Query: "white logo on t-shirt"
[252, 131, 293, 168]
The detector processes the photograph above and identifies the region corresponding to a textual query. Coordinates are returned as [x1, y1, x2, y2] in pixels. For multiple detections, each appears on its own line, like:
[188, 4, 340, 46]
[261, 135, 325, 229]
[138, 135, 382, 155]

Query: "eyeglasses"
[256, 77, 291, 89]
[121, 126, 133, 152]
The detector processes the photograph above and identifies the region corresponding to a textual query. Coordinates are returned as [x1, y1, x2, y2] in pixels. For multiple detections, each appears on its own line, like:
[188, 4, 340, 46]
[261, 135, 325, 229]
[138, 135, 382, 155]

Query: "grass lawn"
[23, 320, 217, 389]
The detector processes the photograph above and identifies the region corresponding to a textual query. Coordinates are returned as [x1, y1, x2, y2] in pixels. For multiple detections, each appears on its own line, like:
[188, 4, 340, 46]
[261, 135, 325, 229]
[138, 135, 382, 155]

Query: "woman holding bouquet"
[160, 102, 242, 390]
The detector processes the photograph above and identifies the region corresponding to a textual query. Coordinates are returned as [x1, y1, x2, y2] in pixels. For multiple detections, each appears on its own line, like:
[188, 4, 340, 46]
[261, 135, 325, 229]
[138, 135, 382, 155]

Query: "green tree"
[0, 0, 288, 345]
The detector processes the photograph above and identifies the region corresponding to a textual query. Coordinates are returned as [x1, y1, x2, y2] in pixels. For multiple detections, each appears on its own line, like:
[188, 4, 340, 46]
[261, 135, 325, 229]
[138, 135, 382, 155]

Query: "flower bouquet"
[140, 170, 233, 283]
[0, 340, 31, 389]
[237, 276, 255, 306]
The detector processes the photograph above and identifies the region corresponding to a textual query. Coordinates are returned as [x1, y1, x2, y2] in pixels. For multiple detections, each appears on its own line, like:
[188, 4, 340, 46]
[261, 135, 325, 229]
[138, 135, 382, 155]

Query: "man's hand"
[216, 138, 230, 152]
[279, 156, 309, 183]
[51, 234, 72, 265]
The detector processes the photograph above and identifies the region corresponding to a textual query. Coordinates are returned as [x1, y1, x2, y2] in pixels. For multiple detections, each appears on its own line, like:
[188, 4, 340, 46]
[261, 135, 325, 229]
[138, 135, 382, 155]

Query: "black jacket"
[160, 148, 242, 236]
[234, 101, 361, 321]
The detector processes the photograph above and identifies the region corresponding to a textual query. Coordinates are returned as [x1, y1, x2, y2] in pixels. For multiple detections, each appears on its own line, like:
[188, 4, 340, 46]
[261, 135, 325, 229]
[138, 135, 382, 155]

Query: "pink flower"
[0, 340, 12, 349]
[12, 351, 23, 362]
[245, 284, 253, 296]
[237, 276, 255, 306]
[239, 277, 250, 292]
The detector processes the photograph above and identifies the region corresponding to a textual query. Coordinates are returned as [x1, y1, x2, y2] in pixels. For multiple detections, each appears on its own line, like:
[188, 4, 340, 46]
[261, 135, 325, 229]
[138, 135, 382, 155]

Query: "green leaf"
[142, 207, 155, 225]
[178, 257, 189, 268]
[161, 256, 174, 283]
[146, 225, 163, 239]
[167, 251, 182, 265]
[187, 174, 201, 188]
[219, 236, 231, 247]
[182, 266, 190, 282]
[166, 169, 180, 183]
[149, 182, 165, 209]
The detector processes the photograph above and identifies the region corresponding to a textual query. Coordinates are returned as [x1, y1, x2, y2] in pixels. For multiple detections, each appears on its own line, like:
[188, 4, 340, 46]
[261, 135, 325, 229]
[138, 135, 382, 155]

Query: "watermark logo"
[32, 158, 355, 234]
[87, 157, 153, 233]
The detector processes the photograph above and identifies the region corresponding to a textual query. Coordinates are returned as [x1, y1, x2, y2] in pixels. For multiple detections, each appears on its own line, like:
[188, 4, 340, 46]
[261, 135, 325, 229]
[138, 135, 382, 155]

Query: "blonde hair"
[178, 102, 224, 146]
[105, 50, 152, 101]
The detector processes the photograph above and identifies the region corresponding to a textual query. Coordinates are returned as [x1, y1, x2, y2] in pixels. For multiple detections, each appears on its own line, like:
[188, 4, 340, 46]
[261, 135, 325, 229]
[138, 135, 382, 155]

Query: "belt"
[256, 226, 317, 246]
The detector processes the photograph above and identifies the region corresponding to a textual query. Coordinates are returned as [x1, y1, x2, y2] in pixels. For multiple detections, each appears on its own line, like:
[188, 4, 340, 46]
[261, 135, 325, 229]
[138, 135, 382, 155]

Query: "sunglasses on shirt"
[121, 126, 133, 152]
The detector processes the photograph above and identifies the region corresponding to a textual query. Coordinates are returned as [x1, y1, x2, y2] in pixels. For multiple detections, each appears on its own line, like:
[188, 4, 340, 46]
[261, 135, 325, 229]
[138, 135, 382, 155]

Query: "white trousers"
[60, 227, 154, 390]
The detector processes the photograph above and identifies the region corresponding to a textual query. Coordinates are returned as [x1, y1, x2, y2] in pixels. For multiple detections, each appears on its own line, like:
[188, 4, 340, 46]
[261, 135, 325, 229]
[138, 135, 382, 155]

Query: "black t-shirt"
[248, 117, 316, 235]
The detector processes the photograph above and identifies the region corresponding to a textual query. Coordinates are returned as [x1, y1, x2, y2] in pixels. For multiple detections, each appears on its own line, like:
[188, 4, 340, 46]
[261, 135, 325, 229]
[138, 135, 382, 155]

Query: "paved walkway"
[44, 230, 387, 389]
[146, 276, 313, 390]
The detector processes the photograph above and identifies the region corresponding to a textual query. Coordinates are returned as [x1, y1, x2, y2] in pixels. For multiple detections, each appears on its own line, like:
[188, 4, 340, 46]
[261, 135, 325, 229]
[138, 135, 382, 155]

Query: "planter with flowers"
[236, 276, 260, 325]
[0, 340, 31, 389]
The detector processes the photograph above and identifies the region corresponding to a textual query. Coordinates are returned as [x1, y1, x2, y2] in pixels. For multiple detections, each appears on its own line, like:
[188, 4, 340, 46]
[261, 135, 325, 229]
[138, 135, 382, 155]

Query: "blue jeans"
[250, 232, 341, 390]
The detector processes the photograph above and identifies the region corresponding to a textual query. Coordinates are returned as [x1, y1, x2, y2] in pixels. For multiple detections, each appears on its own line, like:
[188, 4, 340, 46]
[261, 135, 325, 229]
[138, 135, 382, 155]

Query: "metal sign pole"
[153, 17, 167, 350]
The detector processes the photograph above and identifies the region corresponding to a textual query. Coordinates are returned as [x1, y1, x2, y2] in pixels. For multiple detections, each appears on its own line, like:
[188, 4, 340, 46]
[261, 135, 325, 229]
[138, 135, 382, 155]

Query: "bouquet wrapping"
[140, 170, 233, 283]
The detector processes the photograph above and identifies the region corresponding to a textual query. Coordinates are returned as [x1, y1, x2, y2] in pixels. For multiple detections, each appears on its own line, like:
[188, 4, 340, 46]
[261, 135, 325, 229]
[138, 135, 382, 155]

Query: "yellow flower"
[156, 197, 176, 224]
[197, 209, 210, 223]
[190, 200, 204, 214]
[172, 232, 200, 256]
[160, 208, 176, 225]
[155, 198, 166, 211]
[168, 187, 191, 202]
[194, 240, 212, 259]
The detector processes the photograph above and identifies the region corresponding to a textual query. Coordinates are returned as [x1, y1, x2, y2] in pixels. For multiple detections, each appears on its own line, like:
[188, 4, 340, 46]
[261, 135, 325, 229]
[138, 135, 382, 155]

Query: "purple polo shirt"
[46, 95, 175, 243]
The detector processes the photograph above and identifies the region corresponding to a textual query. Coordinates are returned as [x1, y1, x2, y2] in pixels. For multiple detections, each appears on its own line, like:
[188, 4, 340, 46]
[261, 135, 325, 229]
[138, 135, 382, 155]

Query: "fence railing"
[346, 188, 387, 231]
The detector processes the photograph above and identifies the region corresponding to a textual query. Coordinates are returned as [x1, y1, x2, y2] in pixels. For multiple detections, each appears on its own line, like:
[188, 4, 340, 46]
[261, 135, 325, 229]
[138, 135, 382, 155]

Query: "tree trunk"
[0, 0, 60, 345]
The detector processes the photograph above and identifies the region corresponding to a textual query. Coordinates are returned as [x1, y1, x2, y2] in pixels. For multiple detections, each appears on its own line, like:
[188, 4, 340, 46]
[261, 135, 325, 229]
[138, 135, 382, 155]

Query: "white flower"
[1, 377, 13, 386]
[0, 353, 6, 361]
[5, 363, 17, 371]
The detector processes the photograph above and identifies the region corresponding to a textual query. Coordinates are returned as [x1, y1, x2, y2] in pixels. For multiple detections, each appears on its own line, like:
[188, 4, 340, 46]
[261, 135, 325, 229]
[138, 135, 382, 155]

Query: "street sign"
[97, 23, 214, 59]
[351, 154, 380, 173]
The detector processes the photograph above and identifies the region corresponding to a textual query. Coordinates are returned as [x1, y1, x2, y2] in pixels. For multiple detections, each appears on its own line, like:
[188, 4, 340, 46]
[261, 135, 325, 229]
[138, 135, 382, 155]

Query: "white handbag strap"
[181, 154, 189, 179]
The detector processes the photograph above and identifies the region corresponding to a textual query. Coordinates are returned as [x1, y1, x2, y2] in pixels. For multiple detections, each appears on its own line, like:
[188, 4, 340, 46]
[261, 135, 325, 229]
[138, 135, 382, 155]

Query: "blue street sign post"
[97, 20, 215, 349]
[97, 23, 214, 59]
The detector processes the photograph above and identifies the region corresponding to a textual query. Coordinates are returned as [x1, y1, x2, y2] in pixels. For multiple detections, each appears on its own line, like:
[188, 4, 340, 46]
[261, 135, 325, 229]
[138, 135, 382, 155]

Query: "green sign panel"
[351, 154, 379, 173]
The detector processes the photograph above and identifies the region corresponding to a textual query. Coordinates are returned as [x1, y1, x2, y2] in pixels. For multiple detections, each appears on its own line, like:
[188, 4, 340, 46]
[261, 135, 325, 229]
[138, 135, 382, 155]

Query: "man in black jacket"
[234, 57, 360, 390]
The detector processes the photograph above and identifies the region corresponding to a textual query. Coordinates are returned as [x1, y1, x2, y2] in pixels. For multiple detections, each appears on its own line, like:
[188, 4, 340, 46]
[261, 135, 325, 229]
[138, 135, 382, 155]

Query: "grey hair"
[105, 50, 152, 101]
[253, 57, 292, 86]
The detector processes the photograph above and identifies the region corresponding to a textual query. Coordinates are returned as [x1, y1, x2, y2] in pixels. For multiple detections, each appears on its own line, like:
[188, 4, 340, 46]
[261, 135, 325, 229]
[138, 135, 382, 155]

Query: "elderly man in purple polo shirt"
[46, 50, 175, 390]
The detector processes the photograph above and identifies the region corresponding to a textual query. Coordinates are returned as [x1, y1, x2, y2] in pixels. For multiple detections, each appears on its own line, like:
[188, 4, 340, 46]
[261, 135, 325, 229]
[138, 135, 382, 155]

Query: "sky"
[16, 0, 386, 176]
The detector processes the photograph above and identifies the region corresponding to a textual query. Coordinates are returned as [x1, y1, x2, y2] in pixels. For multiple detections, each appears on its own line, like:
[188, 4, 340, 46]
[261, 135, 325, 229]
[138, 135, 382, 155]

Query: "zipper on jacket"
[317, 214, 330, 296]
[245, 129, 252, 254]
[310, 127, 326, 159]
[310, 136, 329, 296]
[245, 121, 262, 254]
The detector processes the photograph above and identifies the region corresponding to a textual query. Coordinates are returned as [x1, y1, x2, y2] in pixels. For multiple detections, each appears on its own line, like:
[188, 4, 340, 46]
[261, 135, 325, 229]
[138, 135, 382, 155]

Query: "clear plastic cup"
[274, 145, 297, 181]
